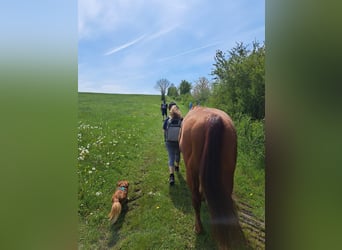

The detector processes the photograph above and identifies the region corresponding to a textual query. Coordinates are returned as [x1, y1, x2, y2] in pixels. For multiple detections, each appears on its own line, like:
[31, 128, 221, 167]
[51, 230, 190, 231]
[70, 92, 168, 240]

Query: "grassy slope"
[78, 93, 264, 249]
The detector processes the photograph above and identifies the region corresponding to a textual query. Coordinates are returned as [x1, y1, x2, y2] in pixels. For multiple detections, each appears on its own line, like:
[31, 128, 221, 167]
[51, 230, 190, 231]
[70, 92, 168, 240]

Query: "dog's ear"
[117, 181, 122, 187]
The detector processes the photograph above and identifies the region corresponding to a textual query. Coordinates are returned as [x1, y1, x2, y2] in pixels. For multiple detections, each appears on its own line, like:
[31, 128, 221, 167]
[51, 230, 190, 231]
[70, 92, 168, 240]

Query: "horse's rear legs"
[192, 190, 203, 234]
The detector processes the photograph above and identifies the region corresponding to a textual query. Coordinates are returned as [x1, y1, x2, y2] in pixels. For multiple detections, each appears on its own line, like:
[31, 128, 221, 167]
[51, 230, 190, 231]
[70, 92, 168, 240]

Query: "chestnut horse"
[179, 107, 246, 249]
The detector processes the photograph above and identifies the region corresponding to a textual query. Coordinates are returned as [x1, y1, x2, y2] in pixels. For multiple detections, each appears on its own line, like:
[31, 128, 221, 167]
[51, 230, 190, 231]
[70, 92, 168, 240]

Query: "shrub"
[235, 114, 265, 169]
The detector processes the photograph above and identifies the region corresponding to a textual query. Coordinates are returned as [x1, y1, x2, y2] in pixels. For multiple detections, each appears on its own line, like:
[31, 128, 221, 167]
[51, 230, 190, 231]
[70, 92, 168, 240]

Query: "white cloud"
[78, 0, 104, 39]
[78, 0, 196, 40]
[157, 41, 222, 62]
[103, 25, 179, 56]
[104, 34, 147, 56]
[145, 25, 179, 41]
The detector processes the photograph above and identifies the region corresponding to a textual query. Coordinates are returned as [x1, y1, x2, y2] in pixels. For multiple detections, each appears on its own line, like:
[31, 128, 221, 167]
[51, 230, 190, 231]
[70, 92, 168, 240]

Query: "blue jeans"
[165, 142, 180, 167]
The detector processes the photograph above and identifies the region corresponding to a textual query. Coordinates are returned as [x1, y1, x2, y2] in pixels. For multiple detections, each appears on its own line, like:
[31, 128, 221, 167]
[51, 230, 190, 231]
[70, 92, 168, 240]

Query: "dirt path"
[237, 201, 265, 249]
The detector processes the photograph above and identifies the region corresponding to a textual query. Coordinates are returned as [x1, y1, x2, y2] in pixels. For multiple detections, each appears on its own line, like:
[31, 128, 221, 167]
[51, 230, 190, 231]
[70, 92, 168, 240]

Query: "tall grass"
[234, 114, 265, 219]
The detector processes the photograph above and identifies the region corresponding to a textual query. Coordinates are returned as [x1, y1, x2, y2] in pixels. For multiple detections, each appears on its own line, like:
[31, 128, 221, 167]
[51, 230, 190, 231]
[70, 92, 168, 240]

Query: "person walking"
[160, 101, 168, 120]
[163, 103, 182, 185]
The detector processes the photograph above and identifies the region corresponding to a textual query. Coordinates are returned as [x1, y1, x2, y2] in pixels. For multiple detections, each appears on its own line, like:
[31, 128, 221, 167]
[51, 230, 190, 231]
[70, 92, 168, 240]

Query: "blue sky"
[78, 0, 264, 95]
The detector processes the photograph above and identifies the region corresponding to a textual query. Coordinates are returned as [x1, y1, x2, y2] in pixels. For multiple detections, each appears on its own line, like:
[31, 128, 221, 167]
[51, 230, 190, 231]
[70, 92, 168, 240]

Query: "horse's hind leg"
[186, 164, 203, 234]
[192, 188, 203, 234]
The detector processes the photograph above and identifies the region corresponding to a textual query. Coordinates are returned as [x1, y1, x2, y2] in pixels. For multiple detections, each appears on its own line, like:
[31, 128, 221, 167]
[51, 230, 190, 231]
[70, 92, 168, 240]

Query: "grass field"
[78, 93, 264, 249]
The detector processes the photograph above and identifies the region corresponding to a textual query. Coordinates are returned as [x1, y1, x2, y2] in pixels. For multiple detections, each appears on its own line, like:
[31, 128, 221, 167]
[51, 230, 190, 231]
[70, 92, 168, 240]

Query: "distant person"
[160, 101, 168, 120]
[163, 103, 182, 185]
[189, 101, 193, 110]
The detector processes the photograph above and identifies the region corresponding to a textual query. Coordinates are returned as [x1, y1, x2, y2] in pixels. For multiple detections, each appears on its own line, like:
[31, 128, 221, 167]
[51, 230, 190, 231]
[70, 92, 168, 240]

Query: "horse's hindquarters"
[180, 107, 243, 249]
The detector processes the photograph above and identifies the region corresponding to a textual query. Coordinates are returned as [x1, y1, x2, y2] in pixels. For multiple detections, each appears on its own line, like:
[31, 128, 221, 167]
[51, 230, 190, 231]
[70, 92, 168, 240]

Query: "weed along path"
[78, 93, 265, 249]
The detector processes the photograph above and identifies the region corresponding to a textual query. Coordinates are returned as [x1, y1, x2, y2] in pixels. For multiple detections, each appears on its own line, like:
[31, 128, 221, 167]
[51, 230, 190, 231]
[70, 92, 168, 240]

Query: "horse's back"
[179, 107, 237, 188]
[180, 106, 236, 160]
[181, 107, 235, 132]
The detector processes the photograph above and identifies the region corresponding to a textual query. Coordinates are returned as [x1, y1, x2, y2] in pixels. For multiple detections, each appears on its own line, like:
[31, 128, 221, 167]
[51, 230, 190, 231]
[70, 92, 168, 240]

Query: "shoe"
[175, 166, 179, 172]
[169, 174, 175, 186]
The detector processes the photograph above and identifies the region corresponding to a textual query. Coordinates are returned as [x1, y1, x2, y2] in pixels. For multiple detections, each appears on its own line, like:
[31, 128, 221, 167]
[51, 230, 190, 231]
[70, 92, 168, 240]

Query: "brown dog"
[108, 180, 129, 224]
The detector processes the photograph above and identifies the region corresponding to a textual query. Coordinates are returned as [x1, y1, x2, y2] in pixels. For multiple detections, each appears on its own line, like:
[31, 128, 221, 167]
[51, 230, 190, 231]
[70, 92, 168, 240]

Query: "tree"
[211, 42, 265, 119]
[192, 77, 211, 104]
[167, 83, 178, 97]
[155, 78, 171, 101]
[179, 80, 192, 95]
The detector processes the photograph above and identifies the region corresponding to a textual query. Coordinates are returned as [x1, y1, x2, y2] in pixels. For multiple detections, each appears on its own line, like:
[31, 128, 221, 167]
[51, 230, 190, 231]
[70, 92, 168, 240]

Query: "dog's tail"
[108, 198, 122, 224]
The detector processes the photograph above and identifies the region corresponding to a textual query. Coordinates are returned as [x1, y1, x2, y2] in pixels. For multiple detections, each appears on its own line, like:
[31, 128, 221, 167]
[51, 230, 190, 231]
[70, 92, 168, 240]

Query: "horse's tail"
[108, 198, 122, 224]
[200, 115, 246, 249]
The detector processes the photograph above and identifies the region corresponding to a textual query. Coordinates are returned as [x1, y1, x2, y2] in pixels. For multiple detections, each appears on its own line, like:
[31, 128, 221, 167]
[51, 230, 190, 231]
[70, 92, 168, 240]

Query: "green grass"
[78, 93, 264, 249]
